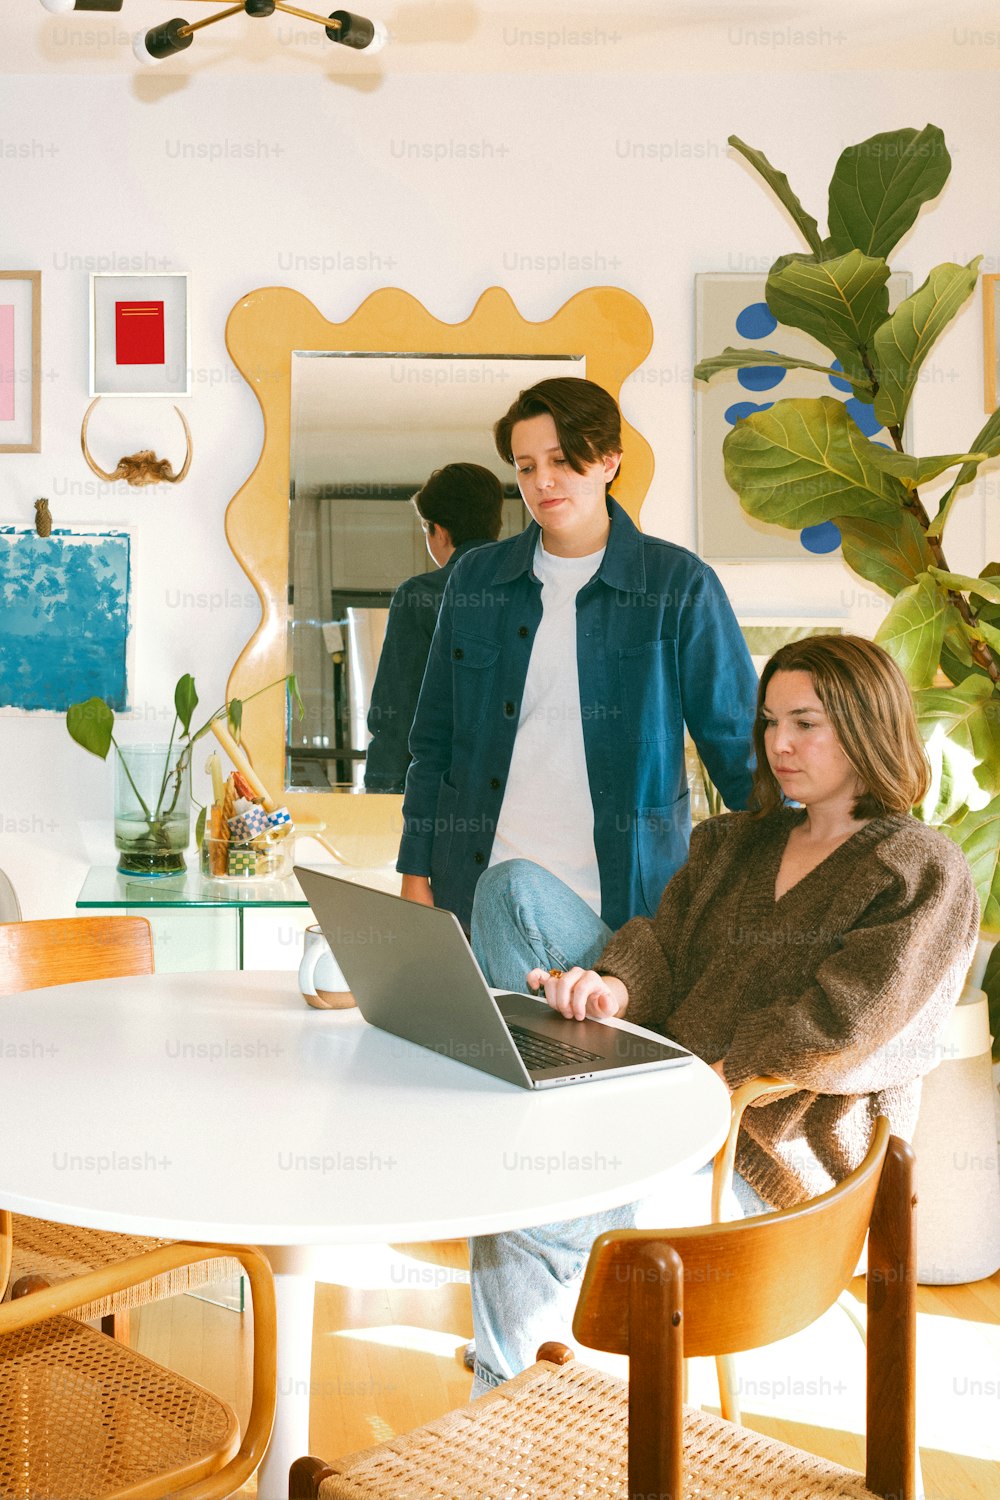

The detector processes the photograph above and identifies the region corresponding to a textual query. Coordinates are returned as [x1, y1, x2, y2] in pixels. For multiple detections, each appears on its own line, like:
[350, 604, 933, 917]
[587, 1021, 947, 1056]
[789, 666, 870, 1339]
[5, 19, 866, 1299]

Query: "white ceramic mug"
[298, 924, 355, 1010]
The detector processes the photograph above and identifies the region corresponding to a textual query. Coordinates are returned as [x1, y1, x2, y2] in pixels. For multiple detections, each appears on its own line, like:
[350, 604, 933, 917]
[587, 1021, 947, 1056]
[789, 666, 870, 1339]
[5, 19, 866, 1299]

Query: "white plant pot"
[911, 975, 1000, 1284]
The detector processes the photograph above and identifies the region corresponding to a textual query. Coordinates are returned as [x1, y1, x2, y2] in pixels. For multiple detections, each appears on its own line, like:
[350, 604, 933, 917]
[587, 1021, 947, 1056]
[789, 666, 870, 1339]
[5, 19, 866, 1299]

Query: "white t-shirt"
[489, 537, 606, 914]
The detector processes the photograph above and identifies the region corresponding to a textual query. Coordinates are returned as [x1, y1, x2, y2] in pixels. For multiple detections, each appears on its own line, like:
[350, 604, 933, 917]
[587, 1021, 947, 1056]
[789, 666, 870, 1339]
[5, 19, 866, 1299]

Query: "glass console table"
[76, 862, 403, 972]
[76, 866, 312, 972]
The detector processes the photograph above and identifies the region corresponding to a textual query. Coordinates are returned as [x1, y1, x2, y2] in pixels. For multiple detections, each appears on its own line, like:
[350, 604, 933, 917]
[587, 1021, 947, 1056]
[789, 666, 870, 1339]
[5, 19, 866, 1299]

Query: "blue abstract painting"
[695, 274, 910, 562]
[0, 528, 131, 712]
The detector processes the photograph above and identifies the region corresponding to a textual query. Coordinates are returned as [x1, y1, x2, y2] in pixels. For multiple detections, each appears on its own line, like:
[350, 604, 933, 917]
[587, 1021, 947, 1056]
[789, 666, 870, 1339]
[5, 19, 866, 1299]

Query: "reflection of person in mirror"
[397, 376, 759, 931]
[364, 464, 504, 793]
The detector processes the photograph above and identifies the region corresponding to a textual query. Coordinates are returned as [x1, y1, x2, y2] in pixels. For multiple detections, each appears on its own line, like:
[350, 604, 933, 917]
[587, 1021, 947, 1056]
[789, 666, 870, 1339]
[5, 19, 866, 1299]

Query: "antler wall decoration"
[81, 397, 193, 486]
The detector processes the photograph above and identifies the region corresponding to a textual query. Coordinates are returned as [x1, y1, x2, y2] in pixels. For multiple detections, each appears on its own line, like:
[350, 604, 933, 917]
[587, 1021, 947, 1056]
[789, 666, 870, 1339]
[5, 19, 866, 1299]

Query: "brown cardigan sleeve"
[722, 827, 979, 1093]
[596, 813, 743, 1028]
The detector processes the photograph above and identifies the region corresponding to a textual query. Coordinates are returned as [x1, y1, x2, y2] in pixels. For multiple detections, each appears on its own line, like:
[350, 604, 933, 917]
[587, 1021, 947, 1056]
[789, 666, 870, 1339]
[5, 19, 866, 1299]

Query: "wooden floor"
[132, 1240, 1000, 1498]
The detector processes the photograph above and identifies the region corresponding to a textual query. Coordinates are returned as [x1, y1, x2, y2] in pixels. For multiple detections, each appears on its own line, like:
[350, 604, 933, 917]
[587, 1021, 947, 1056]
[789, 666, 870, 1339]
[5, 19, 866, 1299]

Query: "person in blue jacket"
[364, 463, 504, 793]
[397, 377, 758, 935]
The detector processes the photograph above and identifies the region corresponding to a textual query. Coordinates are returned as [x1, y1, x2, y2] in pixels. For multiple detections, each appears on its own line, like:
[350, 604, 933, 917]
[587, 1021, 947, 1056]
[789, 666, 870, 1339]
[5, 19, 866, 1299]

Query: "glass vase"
[114, 744, 190, 877]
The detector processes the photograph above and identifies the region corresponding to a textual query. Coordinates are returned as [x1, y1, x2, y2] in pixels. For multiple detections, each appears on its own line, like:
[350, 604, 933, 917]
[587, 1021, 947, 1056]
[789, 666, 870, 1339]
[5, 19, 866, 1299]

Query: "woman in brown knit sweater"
[466, 635, 979, 1395]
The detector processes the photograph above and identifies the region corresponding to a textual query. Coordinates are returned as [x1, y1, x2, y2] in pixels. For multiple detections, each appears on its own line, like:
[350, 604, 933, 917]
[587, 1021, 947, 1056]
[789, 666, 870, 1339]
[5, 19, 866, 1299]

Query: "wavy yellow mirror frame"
[225, 285, 654, 865]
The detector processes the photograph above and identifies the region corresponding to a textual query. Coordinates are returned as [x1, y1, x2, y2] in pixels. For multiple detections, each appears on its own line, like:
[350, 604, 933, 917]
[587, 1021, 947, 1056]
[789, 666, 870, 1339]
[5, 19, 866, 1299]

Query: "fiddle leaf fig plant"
[694, 124, 1000, 1050]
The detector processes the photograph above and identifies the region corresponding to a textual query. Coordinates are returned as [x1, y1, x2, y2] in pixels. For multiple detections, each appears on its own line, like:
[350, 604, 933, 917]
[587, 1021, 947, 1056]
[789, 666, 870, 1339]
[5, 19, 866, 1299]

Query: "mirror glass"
[286, 351, 584, 792]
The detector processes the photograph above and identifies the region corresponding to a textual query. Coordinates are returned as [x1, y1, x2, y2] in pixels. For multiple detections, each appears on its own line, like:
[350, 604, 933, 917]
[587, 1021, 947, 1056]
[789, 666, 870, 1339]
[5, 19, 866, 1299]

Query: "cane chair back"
[0, 1240, 276, 1500]
[0, 917, 239, 1328]
[292, 1120, 916, 1500]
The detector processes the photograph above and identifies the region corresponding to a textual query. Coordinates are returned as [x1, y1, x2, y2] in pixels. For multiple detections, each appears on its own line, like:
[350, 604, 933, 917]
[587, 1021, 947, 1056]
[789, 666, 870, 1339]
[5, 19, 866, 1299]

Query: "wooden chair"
[0, 917, 240, 1338]
[290, 1118, 916, 1500]
[0, 1214, 276, 1500]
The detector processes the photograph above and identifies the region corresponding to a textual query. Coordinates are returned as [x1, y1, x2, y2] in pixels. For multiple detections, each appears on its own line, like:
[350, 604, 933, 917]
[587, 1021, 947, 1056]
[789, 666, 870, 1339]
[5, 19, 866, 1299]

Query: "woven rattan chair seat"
[316, 1359, 878, 1500]
[0, 1312, 238, 1499]
[7, 1216, 242, 1322]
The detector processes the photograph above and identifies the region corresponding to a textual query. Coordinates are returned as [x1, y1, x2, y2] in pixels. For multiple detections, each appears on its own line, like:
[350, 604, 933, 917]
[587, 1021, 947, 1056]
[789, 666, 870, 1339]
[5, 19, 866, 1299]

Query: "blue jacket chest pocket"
[618, 638, 678, 743]
[451, 631, 501, 731]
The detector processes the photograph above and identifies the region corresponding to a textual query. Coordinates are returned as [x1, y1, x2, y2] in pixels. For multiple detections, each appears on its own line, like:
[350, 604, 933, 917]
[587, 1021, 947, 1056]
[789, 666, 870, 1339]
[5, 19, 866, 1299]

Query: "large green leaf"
[865, 448, 988, 490]
[765, 250, 889, 388]
[827, 125, 952, 260]
[728, 136, 824, 255]
[873, 259, 981, 429]
[914, 676, 1000, 821]
[722, 396, 907, 529]
[937, 584, 1000, 685]
[981, 942, 1000, 1060]
[928, 403, 1000, 541]
[836, 508, 933, 598]
[874, 573, 947, 689]
[927, 566, 1000, 606]
[693, 347, 848, 385]
[940, 605, 979, 686]
[974, 616, 1000, 657]
[66, 697, 114, 759]
[940, 794, 1000, 929]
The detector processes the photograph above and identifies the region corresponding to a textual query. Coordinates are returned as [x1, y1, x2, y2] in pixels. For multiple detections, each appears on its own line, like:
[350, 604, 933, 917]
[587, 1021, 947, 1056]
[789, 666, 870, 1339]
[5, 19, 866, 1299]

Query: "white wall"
[1, 33, 996, 916]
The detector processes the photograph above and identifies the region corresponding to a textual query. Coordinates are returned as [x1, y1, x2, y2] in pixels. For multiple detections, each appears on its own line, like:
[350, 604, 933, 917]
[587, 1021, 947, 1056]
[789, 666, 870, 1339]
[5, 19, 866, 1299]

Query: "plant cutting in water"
[67, 673, 302, 874]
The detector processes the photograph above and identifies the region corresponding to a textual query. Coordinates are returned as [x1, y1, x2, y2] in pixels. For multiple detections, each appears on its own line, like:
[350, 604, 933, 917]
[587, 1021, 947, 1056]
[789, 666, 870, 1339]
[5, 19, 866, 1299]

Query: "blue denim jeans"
[468, 857, 769, 1397]
[470, 857, 614, 995]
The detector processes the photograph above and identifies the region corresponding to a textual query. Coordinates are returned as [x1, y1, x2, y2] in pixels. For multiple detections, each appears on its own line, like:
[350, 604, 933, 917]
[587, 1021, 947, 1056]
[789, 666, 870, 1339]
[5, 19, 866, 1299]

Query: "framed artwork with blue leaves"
[0, 527, 132, 714]
[694, 273, 911, 562]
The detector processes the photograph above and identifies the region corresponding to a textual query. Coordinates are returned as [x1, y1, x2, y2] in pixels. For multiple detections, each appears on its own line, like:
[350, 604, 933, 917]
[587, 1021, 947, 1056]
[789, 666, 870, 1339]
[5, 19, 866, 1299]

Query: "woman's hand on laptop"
[527, 967, 628, 1022]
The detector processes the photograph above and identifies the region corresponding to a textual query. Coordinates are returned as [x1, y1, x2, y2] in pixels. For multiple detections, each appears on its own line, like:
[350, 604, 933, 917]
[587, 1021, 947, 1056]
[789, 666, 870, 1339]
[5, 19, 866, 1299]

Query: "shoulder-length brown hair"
[750, 634, 930, 819]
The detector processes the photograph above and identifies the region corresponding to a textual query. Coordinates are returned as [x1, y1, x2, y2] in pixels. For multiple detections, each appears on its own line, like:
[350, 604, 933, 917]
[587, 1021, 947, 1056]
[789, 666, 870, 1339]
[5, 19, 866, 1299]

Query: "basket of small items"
[202, 754, 296, 882]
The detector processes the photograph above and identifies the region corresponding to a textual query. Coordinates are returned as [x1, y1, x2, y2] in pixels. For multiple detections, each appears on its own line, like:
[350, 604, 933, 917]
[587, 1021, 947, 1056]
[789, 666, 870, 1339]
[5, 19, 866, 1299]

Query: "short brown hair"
[412, 463, 504, 546]
[494, 377, 622, 477]
[750, 634, 930, 818]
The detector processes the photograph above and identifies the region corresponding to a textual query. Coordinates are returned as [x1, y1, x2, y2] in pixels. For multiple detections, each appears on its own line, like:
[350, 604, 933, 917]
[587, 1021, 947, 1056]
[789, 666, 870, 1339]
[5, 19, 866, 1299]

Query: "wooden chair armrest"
[290, 1455, 337, 1499]
[0, 1239, 261, 1329]
[711, 1076, 790, 1223]
[0, 1239, 277, 1500]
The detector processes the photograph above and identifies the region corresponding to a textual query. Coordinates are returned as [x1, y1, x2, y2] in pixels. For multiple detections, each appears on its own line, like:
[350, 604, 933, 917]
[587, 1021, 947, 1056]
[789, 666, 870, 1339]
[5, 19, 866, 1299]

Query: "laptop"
[294, 866, 693, 1090]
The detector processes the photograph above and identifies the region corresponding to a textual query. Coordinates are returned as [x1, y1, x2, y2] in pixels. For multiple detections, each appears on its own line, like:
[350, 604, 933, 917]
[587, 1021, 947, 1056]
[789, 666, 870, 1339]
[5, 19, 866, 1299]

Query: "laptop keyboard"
[507, 1024, 603, 1072]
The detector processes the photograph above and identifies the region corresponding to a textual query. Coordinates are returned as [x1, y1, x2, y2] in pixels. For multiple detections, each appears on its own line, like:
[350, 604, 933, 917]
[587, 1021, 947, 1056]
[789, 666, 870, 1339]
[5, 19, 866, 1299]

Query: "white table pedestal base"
[258, 1250, 318, 1500]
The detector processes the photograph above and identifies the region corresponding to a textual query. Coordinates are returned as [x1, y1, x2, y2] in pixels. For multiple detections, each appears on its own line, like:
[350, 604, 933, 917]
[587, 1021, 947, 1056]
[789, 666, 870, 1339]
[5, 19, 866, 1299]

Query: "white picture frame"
[90, 272, 190, 397]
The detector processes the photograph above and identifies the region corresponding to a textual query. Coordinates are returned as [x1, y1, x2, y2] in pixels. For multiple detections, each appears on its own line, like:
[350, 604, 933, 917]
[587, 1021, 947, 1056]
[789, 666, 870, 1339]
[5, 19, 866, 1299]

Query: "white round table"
[0, 969, 730, 1496]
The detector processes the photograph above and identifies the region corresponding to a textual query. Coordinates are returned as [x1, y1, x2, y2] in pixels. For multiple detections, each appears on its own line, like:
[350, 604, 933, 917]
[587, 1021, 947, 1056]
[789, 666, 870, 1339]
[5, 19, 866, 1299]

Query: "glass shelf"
[76, 866, 311, 911]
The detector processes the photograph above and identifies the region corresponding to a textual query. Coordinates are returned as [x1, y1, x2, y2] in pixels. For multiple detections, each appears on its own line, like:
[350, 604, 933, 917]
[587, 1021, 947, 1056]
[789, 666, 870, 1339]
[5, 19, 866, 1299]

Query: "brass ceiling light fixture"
[38, 1, 388, 64]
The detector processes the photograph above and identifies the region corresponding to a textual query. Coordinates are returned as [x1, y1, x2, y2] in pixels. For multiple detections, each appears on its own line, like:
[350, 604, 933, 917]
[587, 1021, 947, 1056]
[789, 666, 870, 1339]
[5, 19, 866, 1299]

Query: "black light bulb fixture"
[38, 1, 387, 63]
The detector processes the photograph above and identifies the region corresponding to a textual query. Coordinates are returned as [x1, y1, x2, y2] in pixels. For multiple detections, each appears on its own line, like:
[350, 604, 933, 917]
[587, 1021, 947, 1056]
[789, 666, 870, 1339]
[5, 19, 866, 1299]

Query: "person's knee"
[473, 859, 545, 928]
